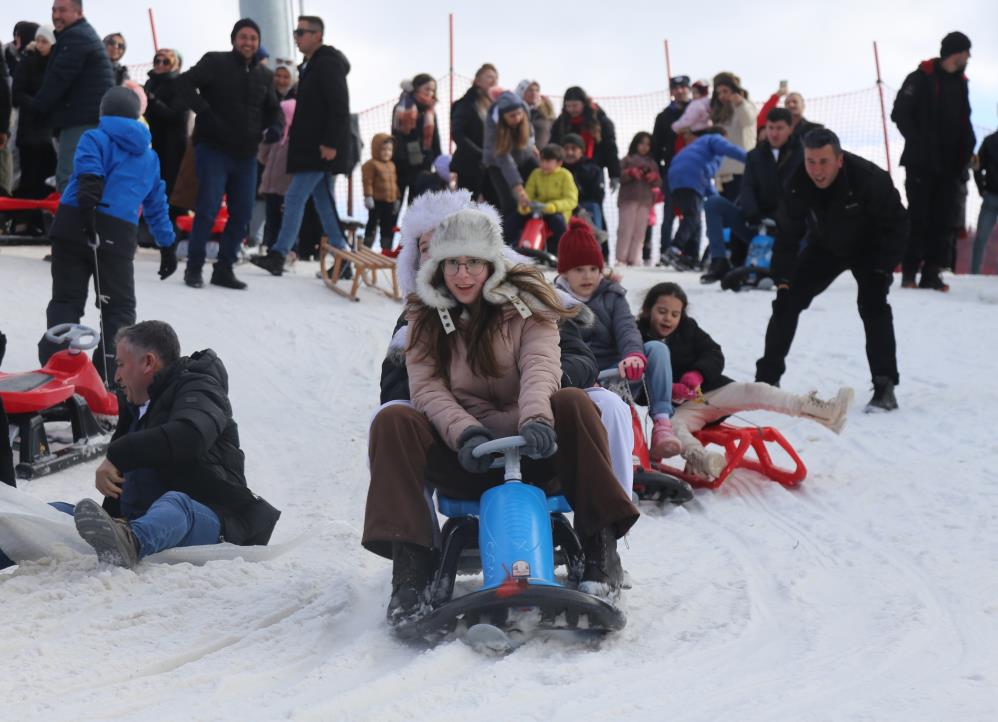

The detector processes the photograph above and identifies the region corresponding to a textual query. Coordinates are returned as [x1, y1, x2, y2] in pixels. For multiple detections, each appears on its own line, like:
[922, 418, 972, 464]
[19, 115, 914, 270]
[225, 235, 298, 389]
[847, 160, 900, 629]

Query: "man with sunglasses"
[176, 18, 282, 290]
[30, 0, 113, 192]
[251, 15, 352, 277]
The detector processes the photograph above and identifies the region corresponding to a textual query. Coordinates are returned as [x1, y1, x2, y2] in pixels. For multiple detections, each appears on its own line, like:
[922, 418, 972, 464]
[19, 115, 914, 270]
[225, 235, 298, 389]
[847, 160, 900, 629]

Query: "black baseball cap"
[670, 75, 691, 88]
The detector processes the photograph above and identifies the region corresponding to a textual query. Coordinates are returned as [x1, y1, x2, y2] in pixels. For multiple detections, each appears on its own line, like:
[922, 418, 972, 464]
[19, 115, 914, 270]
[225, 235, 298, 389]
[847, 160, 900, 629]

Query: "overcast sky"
[5, 0, 996, 131]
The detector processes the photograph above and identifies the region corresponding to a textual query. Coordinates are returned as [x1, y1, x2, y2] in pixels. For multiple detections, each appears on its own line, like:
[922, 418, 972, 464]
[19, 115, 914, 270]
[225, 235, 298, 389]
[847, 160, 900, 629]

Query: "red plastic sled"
[656, 424, 807, 490]
[175, 204, 229, 235]
[0, 193, 61, 214]
[0, 325, 118, 481]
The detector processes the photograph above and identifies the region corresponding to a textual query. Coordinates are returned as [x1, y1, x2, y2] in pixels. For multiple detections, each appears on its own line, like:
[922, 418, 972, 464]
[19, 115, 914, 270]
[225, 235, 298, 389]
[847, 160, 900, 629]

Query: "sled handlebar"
[44, 324, 100, 353]
[597, 369, 621, 383]
[472, 435, 527, 458]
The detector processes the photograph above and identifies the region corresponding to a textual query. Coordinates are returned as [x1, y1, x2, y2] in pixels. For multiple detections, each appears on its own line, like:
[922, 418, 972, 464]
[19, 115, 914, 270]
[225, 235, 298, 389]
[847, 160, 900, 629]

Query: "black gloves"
[80, 206, 97, 245]
[520, 421, 557, 459]
[457, 426, 495, 474]
[159, 244, 178, 280]
[262, 126, 281, 144]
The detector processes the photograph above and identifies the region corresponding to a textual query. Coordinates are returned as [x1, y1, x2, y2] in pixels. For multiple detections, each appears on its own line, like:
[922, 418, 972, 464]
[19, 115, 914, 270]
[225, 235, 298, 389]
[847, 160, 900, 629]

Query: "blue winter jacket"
[57, 116, 175, 249]
[668, 135, 748, 197]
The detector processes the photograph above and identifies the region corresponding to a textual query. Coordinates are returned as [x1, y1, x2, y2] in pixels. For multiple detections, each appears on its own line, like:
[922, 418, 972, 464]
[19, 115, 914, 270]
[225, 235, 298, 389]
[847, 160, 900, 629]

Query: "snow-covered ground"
[1, 244, 996, 721]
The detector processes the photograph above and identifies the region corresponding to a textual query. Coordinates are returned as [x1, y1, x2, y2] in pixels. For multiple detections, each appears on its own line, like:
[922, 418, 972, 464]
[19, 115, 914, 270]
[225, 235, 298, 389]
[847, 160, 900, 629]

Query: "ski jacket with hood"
[362, 133, 399, 202]
[50, 115, 174, 255]
[103, 350, 281, 546]
[556, 276, 643, 372]
[892, 58, 975, 178]
[667, 134, 747, 197]
[287, 44, 352, 175]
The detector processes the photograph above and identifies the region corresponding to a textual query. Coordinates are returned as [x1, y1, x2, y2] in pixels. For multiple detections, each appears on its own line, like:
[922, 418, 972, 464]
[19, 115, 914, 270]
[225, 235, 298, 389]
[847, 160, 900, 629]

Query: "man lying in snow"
[1, 320, 280, 569]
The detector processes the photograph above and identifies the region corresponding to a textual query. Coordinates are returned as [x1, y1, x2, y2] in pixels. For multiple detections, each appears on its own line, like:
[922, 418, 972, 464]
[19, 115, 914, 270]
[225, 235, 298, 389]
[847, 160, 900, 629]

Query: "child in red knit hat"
[555, 218, 681, 458]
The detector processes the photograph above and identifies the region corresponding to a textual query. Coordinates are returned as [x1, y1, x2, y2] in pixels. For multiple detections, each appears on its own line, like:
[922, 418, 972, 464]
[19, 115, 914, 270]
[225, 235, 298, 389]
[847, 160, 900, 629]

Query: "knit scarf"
[394, 93, 437, 151]
[569, 115, 596, 159]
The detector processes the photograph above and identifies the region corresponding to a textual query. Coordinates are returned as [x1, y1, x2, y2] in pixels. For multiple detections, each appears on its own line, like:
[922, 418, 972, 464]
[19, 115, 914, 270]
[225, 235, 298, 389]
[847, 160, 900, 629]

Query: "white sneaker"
[799, 387, 855, 434]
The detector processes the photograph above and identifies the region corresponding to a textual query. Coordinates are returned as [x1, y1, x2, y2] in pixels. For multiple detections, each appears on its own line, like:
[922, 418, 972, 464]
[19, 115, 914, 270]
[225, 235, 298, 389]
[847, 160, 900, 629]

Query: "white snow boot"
[798, 387, 854, 434]
[684, 447, 727, 480]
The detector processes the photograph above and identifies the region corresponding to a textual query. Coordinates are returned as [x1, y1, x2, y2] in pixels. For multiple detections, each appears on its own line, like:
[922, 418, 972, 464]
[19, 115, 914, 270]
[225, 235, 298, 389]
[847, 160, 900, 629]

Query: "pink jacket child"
[257, 99, 296, 196]
[671, 80, 712, 133]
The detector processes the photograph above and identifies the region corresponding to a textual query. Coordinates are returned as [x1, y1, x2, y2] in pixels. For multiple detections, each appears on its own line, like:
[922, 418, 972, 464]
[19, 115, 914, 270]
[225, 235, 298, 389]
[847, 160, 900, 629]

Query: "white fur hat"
[398, 190, 475, 297]
[415, 209, 525, 312]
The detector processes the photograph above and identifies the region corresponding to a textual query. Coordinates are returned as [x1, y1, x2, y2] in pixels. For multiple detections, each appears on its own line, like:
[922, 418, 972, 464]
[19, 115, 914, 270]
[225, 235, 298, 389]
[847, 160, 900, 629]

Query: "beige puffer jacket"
[405, 305, 561, 450]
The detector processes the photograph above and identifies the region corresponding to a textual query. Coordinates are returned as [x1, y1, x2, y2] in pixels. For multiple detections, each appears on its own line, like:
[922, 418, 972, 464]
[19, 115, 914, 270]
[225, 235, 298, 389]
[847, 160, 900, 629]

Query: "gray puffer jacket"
[556, 276, 643, 370]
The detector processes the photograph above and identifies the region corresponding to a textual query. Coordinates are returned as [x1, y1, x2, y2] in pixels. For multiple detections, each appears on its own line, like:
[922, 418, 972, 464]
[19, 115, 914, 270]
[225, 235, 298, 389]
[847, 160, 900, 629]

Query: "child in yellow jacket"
[362, 133, 400, 251]
[517, 144, 579, 253]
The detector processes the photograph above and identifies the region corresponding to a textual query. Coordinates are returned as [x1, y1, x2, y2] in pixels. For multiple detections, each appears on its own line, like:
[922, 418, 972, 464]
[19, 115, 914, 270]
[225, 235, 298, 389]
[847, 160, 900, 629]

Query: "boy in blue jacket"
[662, 131, 747, 269]
[39, 86, 176, 382]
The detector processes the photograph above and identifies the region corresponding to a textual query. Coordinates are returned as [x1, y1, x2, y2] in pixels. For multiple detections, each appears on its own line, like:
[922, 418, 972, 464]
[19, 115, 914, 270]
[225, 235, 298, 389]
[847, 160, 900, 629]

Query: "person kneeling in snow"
[70, 320, 281, 568]
[37, 85, 177, 383]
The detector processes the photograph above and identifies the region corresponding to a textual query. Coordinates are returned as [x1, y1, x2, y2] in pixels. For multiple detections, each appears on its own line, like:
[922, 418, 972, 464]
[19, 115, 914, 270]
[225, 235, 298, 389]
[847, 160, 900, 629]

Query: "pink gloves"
[618, 353, 647, 381]
[672, 371, 704, 402]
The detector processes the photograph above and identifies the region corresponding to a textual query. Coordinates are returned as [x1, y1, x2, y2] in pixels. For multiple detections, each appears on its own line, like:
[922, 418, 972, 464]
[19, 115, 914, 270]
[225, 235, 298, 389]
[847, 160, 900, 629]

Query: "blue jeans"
[705, 194, 752, 261]
[642, 340, 675, 418]
[579, 201, 604, 231]
[272, 172, 347, 257]
[0, 493, 220, 568]
[972, 192, 998, 274]
[130, 491, 221, 558]
[188, 143, 257, 271]
[56, 125, 96, 193]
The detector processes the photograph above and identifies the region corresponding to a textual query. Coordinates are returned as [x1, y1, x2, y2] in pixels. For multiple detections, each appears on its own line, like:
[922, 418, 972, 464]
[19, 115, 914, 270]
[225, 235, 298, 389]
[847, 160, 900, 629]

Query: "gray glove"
[520, 421, 557, 459]
[457, 426, 496, 474]
[609, 177, 621, 194]
[364, 196, 375, 210]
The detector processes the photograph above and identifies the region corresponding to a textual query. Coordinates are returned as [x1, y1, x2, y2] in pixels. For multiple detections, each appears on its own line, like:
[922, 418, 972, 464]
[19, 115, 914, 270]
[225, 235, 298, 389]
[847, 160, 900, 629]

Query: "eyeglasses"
[442, 258, 488, 276]
[293, 28, 318, 37]
[153, 57, 172, 66]
[106, 41, 125, 49]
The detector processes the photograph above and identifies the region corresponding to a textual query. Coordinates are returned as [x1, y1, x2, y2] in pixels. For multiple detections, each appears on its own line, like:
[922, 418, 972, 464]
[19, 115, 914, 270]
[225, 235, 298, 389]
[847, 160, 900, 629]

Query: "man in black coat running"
[251, 15, 352, 276]
[175, 18, 282, 290]
[72, 320, 280, 568]
[755, 129, 908, 411]
[891, 31, 975, 291]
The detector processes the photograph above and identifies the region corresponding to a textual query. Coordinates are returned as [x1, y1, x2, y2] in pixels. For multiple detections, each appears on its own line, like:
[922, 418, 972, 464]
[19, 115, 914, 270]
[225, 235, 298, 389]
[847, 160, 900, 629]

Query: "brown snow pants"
[362, 388, 640, 559]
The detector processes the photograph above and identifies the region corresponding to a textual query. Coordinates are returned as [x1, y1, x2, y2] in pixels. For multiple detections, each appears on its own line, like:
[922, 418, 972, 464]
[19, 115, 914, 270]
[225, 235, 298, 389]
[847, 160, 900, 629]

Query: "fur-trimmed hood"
[397, 190, 504, 298]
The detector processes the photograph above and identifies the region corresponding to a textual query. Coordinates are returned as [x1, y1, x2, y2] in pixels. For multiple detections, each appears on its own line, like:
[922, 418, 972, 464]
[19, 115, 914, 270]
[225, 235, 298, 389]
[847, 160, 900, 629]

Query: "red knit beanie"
[557, 218, 604, 273]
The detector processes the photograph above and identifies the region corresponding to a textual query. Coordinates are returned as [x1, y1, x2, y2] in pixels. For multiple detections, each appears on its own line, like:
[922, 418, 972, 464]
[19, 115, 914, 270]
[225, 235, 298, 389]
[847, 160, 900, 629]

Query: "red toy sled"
[597, 370, 694, 504]
[175, 204, 229, 236]
[0, 193, 60, 245]
[0, 325, 118, 481]
[517, 202, 558, 267]
[656, 424, 807, 490]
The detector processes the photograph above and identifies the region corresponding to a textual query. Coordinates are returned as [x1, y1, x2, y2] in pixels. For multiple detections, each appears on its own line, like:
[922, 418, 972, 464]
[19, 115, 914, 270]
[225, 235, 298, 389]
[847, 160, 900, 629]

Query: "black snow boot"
[917, 265, 949, 292]
[700, 257, 732, 284]
[73, 498, 140, 568]
[579, 527, 624, 600]
[210, 263, 248, 290]
[249, 250, 285, 277]
[387, 542, 434, 626]
[184, 267, 204, 289]
[866, 376, 898, 412]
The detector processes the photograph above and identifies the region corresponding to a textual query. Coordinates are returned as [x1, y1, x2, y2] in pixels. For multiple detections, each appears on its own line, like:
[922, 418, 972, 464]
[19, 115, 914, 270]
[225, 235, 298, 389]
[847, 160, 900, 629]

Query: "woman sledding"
[362, 208, 639, 627]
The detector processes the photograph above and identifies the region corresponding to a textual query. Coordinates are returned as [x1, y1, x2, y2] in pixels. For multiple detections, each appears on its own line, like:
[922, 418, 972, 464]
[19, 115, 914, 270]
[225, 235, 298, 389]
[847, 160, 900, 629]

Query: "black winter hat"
[563, 86, 588, 103]
[100, 86, 141, 119]
[561, 133, 586, 150]
[231, 18, 261, 43]
[940, 31, 971, 59]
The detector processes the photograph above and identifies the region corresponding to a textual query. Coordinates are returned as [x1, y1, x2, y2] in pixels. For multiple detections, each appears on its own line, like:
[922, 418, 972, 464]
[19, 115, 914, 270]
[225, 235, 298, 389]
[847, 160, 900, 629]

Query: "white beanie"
[35, 25, 56, 46]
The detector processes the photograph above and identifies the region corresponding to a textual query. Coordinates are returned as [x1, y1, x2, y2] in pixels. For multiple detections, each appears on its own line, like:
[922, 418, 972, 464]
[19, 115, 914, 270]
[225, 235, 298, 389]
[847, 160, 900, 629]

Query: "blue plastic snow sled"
[392, 436, 626, 643]
[721, 220, 776, 292]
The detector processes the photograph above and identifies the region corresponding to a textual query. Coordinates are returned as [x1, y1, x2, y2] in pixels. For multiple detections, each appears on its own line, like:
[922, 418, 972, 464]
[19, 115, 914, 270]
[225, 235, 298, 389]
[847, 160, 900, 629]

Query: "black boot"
[249, 250, 285, 277]
[210, 263, 248, 290]
[917, 265, 949, 292]
[700, 257, 732, 284]
[866, 376, 898, 412]
[579, 527, 624, 600]
[184, 267, 204, 289]
[387, 542, 433, 626]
